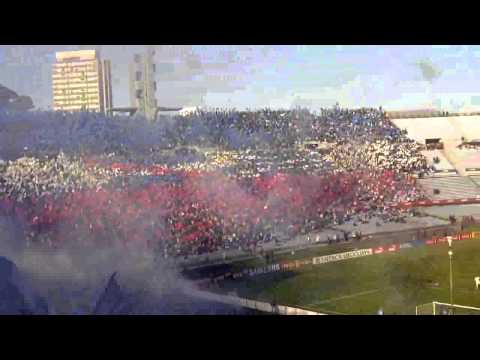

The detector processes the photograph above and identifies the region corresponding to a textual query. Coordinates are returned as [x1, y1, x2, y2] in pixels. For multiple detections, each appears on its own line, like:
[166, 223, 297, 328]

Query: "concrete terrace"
[417, 176, 480, 200]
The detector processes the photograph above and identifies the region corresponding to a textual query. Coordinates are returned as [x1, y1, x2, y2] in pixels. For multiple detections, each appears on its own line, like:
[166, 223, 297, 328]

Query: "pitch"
[218, 226, 480, 314]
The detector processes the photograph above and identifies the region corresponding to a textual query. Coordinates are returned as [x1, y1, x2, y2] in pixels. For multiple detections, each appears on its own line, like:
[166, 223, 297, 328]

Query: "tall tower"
[52, 50, 113, 114]
[101, 59, 113, 116]
[129, 46, 157, 120]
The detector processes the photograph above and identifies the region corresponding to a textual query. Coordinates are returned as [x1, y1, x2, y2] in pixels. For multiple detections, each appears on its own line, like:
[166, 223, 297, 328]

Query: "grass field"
[219, 227, 480, 315]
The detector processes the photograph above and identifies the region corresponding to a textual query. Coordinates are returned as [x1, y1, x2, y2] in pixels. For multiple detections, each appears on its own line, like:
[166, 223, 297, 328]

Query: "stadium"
[2, 105, 480, 315]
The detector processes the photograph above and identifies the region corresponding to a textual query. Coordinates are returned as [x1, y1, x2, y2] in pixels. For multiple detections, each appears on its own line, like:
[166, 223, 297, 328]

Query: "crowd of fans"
[326, 140, 428, 173]
[308, 107, 404, 142]
[0, 157, 425, 257]
[0, 106, 415, 158]
[0, 153, 114, 202]
[0, 106, 430, 257]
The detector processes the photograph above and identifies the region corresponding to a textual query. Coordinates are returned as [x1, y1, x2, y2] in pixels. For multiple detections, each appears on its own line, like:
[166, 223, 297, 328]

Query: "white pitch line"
[308, 289, 381, 306]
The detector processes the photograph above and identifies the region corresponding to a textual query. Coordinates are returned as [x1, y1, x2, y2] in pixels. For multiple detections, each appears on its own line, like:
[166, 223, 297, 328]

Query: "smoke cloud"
[415, 58, 442, 83]
[1, 204, 248, 314]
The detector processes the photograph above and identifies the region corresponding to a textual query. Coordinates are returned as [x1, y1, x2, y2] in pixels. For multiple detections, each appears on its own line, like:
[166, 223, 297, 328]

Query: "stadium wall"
[394, 197, 480, 208]
[391, 116, 480, 144]
[190, 289, 325, 315]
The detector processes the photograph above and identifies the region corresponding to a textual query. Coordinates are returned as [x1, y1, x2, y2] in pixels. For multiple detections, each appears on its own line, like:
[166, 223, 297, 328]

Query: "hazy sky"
[1, 45, 480, 111]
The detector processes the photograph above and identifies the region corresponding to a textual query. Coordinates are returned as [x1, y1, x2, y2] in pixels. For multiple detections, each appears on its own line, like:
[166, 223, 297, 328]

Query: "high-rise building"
[129, 47, 157, 120]
[52, 50, 113, 114]
[101, 59, 113, 116]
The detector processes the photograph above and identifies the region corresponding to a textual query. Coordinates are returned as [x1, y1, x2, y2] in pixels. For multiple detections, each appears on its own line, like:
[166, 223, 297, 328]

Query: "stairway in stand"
[468, 175, 480, 187]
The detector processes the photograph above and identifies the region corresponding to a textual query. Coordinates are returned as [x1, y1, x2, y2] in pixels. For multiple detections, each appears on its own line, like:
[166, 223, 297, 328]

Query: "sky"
[1, 45, 480, 111]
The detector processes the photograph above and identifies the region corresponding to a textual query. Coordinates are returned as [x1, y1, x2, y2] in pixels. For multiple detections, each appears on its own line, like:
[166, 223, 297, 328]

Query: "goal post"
[416, 301, 480, 315]
[415, 302, 435, 315]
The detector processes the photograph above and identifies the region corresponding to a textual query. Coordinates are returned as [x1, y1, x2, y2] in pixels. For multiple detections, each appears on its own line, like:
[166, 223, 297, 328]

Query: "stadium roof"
[392, 115, 480, 143]
[386, 109, 442, 119]
[112, 107, 183, 112]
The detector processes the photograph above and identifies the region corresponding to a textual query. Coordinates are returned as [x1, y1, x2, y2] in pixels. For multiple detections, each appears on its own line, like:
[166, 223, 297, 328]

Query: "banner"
[435, 169, 457, 173]
[280, 262, 294, 271]
[312, 248, 373, 265]
[425, 232, 475, 247]
[387, 244, 399, 252]
[232, 272, 244, 279]
[245, 263, 281, 277]
[374, 247, 385, 254]
[215, 231, 479, 283]
[395, 198, 480, 209]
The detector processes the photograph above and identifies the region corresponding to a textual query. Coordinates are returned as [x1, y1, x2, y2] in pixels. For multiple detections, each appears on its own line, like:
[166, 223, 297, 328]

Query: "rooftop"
[55, 50, 97, 62]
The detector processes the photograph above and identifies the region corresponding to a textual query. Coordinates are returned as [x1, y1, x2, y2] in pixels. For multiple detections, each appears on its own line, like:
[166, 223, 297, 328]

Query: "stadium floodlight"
[448, 250, 454, 312]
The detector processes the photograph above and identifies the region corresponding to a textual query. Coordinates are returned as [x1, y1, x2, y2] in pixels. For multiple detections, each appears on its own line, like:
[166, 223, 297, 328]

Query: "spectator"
[0, 106, 428, 258]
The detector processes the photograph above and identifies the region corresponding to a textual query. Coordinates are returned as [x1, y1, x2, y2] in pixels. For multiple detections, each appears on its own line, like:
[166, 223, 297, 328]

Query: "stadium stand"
[0, 107, 454, 257]
[442, 142, 480, 176]
[468, 175, 480, 187]
[441, 142, 464, 176]
[190, 289, 324, 315]
[420, 150, 456, 173]
[417, 176, 480, 200]
[390, 115, 480, 177]
[391, 115, 480, 143]
[452, 116, 480, 141]
[391, 117, 463, 144]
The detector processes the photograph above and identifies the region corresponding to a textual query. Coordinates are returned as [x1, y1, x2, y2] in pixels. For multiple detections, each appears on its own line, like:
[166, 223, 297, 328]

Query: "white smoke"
[0, 217, 198, 314]
[415, 59, 442, 83]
